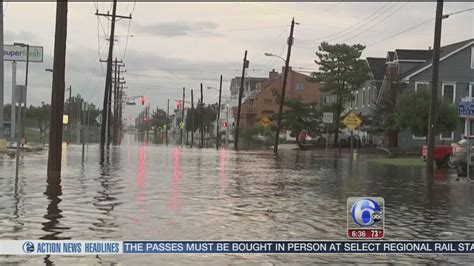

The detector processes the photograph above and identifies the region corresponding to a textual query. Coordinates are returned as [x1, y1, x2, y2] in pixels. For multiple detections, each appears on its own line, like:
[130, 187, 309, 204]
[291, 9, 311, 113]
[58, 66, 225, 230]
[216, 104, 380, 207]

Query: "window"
[441, 83, 456, 103]
[362, 89, 366, 107]
[264, 99, 272, 104]
[412, 133, 426, 140]
[440, 131, 454, 140]
[355, 92, 359, 109]
[367, 88, 371, 106]
[296, 82, 304, 92]
[415, 81, 429, 92]
[471, 46, 474, 69]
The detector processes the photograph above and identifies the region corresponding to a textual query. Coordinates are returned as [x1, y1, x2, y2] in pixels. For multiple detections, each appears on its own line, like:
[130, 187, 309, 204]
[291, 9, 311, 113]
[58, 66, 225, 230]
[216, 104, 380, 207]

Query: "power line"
[296, 2, 392, 44]
[366, 7, 474, 47]
[341, 2, 410, 43]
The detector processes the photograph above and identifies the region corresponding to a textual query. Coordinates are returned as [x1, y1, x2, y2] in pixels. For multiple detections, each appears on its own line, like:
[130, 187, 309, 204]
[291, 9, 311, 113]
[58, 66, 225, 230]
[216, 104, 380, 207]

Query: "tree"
[313, 42, 370, 145]
[395, 90, 458, 137]
[25, 102, 51, 144]
[185, 103, 217, 133]
[280, 98, 323, 148]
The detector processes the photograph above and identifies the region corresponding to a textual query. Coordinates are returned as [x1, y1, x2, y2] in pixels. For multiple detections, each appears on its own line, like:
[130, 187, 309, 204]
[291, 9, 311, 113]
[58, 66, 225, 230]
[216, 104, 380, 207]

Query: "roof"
[366, 57, 386, 80]
[401, 38, 474, 79]
[395, 49, 432, 61]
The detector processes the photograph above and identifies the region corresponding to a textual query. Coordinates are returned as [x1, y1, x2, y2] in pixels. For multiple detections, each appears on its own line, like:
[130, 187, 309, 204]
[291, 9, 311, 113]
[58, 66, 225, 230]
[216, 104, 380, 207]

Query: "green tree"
[25, 102, 51, 143]
[313, 42, 370, 145]
[185, 103, 217, 133]
[280, 98, 322, 148]
[395, 90, 458, 137]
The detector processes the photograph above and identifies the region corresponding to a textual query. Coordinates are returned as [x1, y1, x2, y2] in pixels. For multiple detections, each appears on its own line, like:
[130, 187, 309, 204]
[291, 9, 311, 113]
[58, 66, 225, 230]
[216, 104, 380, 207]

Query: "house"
[235, 67, 320, 129]
[376, 38, 474, 148]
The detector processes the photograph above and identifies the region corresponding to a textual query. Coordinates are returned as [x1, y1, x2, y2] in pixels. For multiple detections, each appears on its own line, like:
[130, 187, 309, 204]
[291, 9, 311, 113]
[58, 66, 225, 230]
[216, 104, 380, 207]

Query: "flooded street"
[1, 134, 474, 264]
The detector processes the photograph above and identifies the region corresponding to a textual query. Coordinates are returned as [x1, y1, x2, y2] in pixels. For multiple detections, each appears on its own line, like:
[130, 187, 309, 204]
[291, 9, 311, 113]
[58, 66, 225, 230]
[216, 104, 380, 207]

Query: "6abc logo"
[22, 241, 35, 253]
[347, 197, 384, 239]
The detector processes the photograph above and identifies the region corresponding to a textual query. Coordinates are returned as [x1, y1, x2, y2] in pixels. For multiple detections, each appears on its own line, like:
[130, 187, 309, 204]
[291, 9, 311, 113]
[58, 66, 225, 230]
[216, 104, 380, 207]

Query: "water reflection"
[1, 137, 474, 264]
[134, 144, 146, 211]
[41, 177, 68, 240]
[169, 147, 181, 211]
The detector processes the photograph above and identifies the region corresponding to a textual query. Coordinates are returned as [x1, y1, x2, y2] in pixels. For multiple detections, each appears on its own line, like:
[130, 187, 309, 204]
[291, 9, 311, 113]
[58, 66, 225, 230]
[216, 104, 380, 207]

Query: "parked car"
[450, 139, 474, 177]
[421, 145, 453, 168]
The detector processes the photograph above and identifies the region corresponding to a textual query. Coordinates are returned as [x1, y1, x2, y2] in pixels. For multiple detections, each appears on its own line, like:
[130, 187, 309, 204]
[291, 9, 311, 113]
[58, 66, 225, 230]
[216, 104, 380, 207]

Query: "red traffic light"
[222, 122, 228, 128]
[141, 96, 145, 105]
[176, 100, 182, 109]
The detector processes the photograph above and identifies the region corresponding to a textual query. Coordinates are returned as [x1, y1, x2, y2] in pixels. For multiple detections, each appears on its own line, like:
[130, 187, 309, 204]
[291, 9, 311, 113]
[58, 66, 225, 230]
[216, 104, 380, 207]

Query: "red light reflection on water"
[134, 144, 147, 212]
[169, 147, 181, 211]
[220, 147, 226, 196]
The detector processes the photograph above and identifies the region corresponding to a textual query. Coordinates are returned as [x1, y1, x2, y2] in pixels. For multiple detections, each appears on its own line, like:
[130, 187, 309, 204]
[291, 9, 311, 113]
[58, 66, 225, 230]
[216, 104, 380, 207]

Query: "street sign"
[179, 121, 185, 129]
[4, 45, 44, 62]
[458, 101, 474, 117]
[259, 116, 271, 128]
[63, 115, 69, 125]
[15, 85, 27, 105]
[342, 111, 362, 130]
[95, 113, 102, 125]
[323, 112, 333, 124]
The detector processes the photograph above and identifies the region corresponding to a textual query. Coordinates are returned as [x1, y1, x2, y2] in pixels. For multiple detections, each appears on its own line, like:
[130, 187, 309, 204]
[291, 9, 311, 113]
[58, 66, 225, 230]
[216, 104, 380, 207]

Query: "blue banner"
[123, 241, 474, 254]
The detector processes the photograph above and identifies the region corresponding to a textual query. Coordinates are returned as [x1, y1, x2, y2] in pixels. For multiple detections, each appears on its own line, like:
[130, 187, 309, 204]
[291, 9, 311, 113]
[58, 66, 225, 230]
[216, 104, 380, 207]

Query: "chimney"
[269, 69, 278, 79]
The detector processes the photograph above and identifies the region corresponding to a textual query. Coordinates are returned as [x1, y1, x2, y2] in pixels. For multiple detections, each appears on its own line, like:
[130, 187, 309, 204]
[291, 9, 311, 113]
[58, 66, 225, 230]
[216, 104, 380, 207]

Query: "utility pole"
[191, 89, 194, 148]
[274, 18, 296, 154]
[181, 87, 185, 147]
[0, 1, 5, 152]
[216, 74, 223, 150]
[96, 0, 131, 157]
[166, 99, 169, 146]
[66, 85, 71, 144]
[234, 50, 248, 151]
[200, 83, 204, 148]
[112, 57, 118, 145]
[47, 0, 68, 179]
[426, 0, 444, 177]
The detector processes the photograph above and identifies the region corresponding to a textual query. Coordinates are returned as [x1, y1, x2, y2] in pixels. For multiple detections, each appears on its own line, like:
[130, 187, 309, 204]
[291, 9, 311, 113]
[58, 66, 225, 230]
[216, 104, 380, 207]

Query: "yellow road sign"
[179, 121, 185, 129]
[259, 116, 271, 128]
[342, 111, 362, 130]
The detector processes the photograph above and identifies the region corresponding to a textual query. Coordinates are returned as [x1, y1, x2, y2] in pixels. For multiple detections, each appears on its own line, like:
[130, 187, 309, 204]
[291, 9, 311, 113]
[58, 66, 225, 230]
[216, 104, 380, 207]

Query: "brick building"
[235, 67, 320, 128]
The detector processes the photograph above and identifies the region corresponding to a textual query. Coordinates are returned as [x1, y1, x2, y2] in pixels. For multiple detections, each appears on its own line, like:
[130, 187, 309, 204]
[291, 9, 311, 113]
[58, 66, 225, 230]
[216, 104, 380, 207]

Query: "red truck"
[421, 145, 453, 168]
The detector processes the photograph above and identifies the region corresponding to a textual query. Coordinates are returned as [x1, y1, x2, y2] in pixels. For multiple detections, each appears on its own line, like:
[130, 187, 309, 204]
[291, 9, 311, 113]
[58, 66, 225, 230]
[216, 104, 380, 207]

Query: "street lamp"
[13, 42, 29, 180]
[264, 52, 285, 63]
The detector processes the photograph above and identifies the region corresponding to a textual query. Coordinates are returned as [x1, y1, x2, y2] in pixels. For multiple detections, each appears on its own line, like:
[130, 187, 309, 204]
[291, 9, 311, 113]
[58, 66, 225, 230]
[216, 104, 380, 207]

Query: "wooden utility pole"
[426, 0, 444, 177]
[200, 83, 204, 148]
[112, 57, 118, 145]
[47, 0, 68, 179]
[234, 50, 248, 151]
[181, 87, 185, 146]
[274, 18, 296, 154]
[216, 74, 223, 150]
[96, 0, 131, 157]
[191, 89, 194, 148]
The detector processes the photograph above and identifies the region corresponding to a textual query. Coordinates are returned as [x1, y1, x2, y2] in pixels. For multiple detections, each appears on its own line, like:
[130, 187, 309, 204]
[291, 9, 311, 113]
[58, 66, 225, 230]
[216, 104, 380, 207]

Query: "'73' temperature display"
[347, 197, 384, 239]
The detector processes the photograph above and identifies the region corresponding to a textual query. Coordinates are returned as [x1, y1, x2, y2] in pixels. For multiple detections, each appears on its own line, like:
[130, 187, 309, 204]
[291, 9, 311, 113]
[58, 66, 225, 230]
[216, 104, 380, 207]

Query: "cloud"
[134, 21, 220, 37]
[4, 30, 39, 44]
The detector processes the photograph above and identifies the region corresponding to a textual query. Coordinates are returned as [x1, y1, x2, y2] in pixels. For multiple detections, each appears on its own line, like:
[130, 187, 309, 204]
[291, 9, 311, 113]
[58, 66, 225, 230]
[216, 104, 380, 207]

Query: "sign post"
[342, 111, 362, 159]
[458, 99, 474, 179]
[322, 112, 333, 154]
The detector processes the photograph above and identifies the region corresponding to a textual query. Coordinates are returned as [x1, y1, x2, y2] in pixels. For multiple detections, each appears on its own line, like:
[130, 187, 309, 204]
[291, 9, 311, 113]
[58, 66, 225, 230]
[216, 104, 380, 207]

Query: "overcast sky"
[2, 1, 473, 120]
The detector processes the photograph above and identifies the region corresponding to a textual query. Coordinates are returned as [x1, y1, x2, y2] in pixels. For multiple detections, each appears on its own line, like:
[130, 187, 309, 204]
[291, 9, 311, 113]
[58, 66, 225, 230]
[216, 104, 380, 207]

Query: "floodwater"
[1, 134, 474, 264]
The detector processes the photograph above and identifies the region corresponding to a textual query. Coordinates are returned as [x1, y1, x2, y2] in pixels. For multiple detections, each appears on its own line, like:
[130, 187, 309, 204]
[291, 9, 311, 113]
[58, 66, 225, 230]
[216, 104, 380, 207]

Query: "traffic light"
[222, 121, 228, 128]
[176, 100, 182, 109]
[141, 96, 145, 105]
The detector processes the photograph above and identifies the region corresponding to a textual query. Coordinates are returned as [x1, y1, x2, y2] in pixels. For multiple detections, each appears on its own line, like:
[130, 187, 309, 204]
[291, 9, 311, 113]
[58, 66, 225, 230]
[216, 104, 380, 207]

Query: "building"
[376, 38, 474, 148]
[236, 67, 320, 129]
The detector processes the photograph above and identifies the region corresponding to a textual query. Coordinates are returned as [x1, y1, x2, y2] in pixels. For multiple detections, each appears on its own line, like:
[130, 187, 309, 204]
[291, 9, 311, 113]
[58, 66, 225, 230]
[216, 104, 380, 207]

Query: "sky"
[2, 1, 473, 121]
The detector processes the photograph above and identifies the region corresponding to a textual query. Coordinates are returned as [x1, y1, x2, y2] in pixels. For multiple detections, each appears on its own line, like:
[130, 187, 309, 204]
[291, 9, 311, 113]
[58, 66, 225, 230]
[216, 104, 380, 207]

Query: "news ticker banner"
[2, 241, 474, 255]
